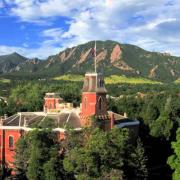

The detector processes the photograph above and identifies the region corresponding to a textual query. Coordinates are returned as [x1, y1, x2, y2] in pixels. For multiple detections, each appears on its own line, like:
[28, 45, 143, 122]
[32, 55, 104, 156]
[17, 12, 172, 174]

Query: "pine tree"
[167, 128, 180, 180]
[126, 138, 148, 180]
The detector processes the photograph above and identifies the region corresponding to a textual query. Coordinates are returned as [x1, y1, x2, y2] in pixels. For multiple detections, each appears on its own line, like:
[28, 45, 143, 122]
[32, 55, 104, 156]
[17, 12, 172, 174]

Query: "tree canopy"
[168, 128, 180, 180]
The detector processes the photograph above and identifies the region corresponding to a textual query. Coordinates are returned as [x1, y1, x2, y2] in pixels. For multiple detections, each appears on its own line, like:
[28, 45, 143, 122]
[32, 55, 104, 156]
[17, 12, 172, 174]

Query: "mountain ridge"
[0, 40, 180, 82]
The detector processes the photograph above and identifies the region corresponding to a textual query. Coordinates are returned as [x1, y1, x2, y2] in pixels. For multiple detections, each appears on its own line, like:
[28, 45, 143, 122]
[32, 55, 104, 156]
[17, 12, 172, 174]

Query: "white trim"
[0, 126, 79, 132]
[19, 113, 22, 126]
[85, 73, 98, 76]
[0, 126, 32, 131]
[53, 128, 66, 132]
[18, 112, 46, 116]
[53, 127, 82, 132]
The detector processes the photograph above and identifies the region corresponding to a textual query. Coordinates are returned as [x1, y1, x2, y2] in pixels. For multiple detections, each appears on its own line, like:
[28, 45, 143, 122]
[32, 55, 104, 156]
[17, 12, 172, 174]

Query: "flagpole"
[95, 40, 97, 73]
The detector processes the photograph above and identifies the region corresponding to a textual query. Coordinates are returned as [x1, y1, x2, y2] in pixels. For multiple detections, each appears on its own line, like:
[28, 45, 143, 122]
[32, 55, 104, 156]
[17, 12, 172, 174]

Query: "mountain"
[0, 52, 27, 73]
[1, 41, 180, 82]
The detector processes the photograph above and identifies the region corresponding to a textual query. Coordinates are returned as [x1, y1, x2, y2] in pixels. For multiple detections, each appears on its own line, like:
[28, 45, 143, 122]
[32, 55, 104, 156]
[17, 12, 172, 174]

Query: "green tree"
[14, 136, 29, 179]
[126, 138, 148, 180]
[101, 169, 124, 180]
[0, 99, 7, 116]
[27, 146, 44, 180]
[167, 128, 180, 180]
[142, 102, 160, 125]
[43, 146, 69, 180]
[63, 127, 129, 179]
[14, 129, 67, 180]
[150, 111, 173, 139]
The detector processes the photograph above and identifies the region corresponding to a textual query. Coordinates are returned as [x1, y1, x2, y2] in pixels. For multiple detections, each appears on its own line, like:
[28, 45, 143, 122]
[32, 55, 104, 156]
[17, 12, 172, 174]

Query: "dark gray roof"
[2, 111, 81, 129]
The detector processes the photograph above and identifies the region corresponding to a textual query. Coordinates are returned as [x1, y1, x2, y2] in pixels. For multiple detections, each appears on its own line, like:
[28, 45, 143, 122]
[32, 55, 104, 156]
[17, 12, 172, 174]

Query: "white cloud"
[0, 0, 3, 8]
[2, 0, 180, 57]
[41, 28, 64, 46]
[0, 44, 61, 59]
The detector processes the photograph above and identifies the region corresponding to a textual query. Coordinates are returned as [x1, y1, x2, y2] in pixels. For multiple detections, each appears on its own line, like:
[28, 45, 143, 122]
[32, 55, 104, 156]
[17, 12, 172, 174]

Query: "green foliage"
[101, 169, 124, 180]
[63, 127, 147, 179]
[0, 99, 7, 116]
[14, 129, 67, 180]
[168, 128, 180, 180]
[63, 128, 129, 178]
[54, 74, 161, 84]
[43, 149, 65, 180]
[0, 52, 27, 73]
[7, 83, 43, 113]
[127, 138, 148, 179]
[1, 41, 180, 82]
[54, 74, 84, 82]
[14, 136, 29, 179]
[174, 78, 180, 84]
[106, 75, 161, 84]
[150, 112, 173, 140]
[0, 78, 11, 83]
[141, 98, 160, 125]
[0, 56, 179, 179]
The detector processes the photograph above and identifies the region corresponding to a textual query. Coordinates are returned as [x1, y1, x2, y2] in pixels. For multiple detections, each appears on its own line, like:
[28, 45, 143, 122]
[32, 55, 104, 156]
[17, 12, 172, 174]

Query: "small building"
[0, 72, 139, 171]
[44, 93, 73, 113]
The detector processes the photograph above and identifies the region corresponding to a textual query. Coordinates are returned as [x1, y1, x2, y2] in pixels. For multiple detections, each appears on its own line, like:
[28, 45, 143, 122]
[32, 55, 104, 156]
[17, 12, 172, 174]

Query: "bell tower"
[80, 72, 108, 126]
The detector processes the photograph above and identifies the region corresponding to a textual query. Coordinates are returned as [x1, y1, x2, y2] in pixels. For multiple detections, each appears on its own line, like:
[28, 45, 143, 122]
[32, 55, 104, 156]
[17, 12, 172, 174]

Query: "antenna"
[94, 40, 97, 73]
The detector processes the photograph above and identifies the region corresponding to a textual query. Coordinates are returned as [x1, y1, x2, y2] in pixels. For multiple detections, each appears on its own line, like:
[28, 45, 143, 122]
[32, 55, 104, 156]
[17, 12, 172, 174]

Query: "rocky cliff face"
[0, 40, 180, 82]
[110, 44, 122, 63]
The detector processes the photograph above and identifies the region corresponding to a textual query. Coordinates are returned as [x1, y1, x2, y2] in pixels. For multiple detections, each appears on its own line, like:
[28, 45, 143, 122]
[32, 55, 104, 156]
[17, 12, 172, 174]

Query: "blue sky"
[0, 0, 180, 58]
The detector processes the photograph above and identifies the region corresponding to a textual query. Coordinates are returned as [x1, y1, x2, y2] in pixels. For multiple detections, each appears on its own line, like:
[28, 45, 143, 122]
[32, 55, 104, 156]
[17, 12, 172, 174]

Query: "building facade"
[0, 72, 139, 171]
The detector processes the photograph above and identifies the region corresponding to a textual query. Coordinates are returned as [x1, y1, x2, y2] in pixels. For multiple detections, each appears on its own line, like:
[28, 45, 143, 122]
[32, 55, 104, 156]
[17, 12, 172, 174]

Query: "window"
[9, 136, 14, 149]
[99, 97, 103, 110]
[84, 97, 87, 109]
[99, 79, 104, 87]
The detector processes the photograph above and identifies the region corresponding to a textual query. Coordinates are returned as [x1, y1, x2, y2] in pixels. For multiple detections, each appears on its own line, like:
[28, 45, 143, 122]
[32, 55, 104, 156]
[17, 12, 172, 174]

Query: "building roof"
[1, 110, 81, 131]
[1, 110, 139, 131]
[108, 111, 140, 128]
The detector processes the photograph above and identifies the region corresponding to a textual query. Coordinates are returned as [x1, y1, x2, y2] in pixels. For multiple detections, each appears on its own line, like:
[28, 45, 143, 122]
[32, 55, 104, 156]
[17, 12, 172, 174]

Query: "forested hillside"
[0, 76, 180, 179]
[1, 40, 180, 82]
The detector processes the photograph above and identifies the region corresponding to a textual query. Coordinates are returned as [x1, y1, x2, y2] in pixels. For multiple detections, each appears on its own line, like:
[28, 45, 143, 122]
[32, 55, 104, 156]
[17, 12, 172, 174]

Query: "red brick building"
[0, 72, 139, 171]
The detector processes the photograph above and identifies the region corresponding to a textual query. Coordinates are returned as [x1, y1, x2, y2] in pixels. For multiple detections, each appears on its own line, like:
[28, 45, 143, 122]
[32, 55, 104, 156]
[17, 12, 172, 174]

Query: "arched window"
[84, 97, 87, 109]
[9, 136, 14, 149]
[99, 97, 103, 110]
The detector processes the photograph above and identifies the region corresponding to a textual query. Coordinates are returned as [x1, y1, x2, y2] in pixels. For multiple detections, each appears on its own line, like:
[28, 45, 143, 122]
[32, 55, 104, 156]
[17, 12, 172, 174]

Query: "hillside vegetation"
[175, 78, 180, 84]
[0, 77, 179, 179]
[0, 78, 11, 83]
[0, 40, 180, 82]
[53, 74, 162, 84]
